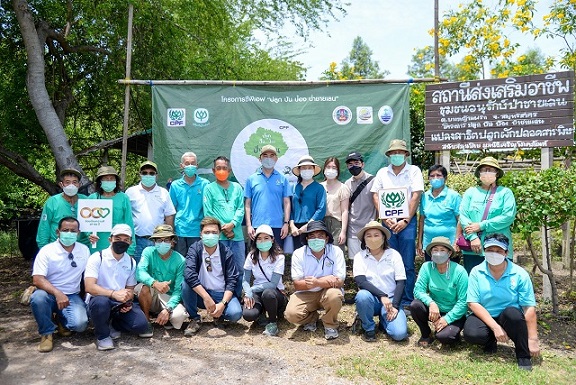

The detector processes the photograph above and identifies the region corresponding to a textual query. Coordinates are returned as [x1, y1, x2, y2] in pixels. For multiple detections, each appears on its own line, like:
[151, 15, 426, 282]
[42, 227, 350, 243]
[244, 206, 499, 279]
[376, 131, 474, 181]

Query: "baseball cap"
[345, 152, 363, 163]
[110, 224, 133, 237]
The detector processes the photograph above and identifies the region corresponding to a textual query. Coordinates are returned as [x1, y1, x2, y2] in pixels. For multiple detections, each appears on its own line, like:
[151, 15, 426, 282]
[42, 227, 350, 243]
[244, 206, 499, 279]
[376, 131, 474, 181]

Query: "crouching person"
[31, 217, 89, 352]
[181, 217, 242, 336]
[135, 224, 188, 334]
[84, 224, 149, 350]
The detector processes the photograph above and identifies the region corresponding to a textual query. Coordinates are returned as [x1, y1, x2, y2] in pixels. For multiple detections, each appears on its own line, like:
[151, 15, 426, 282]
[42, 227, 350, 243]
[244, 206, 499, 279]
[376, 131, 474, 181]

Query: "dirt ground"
[1, 254, 575, 385]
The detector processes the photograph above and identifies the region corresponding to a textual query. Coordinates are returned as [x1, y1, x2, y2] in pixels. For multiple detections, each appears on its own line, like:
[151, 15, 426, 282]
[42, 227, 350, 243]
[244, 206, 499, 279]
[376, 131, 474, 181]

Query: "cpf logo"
[377, 187, 409, 219]
[194, 108, 209, 124]
[167, 108, 186, 127]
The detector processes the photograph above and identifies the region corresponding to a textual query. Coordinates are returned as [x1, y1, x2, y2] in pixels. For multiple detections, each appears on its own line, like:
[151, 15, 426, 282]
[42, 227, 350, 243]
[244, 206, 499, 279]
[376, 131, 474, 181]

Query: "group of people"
[27, 139, 540, 370]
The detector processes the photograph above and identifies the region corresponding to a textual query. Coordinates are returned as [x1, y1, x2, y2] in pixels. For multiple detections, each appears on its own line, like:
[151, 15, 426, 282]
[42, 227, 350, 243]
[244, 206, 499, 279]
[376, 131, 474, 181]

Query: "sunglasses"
[141, 171, 157, 176]
[205, 256, 212, 272]
[68, 253, 77, 268]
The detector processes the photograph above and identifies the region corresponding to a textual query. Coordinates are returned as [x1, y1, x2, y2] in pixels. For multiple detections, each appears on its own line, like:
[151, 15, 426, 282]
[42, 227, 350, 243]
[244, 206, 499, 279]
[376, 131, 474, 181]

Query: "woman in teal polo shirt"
[417, 165, 461, 261]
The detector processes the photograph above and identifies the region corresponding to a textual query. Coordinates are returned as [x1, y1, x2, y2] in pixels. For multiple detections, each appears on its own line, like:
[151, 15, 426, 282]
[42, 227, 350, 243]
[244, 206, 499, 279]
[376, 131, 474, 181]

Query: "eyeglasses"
[141, 171, 156, 176]
[68, 253, 77, 268]
[204, 256, 212, 272]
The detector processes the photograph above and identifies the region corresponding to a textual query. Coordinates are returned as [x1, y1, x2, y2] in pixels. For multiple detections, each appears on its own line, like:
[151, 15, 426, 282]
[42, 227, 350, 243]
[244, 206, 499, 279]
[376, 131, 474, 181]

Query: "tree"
[490, 47, 555, 78]
[320, 36, 388, 80]
[1, 0, 346, 201]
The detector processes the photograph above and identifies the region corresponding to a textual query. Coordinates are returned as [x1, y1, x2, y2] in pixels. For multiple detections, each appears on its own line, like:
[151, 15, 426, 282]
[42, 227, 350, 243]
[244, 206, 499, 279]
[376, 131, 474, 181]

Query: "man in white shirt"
[30, 217, 90, 352]
[84, 224, 149, 351]
[125, 161, 176, 263]
[284, 220, 346, 340]
[371, 139, 424, 308]
[181, 216, 242, 336]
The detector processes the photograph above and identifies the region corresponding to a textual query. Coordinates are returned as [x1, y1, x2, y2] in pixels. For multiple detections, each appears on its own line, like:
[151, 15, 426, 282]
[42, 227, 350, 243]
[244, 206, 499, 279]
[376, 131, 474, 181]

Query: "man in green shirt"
[135, 224, 187, 335]
[203, 156, 245, 298]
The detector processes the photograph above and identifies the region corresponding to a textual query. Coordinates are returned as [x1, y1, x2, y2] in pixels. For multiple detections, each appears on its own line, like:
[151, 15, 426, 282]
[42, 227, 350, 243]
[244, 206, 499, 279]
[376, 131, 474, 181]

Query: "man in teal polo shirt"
[169, 152, 209, 257]
[244, 145, 291, 248]
[203, 156, 245, 298]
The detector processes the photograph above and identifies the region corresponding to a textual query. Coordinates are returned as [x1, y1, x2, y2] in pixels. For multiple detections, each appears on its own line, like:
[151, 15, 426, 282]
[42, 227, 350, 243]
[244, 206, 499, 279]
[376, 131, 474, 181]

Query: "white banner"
[77, 199, 114, 233]
[378, 187, 409, 219]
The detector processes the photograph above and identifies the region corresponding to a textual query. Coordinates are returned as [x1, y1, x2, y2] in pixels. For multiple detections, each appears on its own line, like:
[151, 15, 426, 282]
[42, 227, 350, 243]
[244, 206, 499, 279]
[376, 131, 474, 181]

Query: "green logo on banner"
[244, 127, 288, 158]
[381, 191, 405, 209]
[168, 109, 184, 121]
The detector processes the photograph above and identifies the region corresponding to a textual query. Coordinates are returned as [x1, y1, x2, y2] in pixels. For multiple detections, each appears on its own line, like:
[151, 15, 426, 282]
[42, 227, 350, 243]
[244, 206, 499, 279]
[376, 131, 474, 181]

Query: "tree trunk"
[527, 232, 559, 314]
[12, 0, 84, 180]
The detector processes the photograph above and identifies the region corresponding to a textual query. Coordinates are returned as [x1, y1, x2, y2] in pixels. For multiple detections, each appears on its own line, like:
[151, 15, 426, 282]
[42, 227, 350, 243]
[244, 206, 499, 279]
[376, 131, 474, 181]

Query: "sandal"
[418, 336, 434, 347]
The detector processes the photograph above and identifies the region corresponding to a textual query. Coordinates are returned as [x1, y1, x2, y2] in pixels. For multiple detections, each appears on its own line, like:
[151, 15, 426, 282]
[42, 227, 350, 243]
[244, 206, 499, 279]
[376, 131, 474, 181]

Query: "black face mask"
[349, 165, 362, 176]
[112, 241, 130, 254]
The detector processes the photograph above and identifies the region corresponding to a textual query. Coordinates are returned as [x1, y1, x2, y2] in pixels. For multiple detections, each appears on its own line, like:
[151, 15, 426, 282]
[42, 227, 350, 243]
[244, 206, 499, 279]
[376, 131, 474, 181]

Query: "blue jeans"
[135, 236, 154, 265]
[355, 289, 408, 341]
[181, 281, 242, 322]
[88, 296, 149, 340]
[30, 290, 88, 336]
[220, 239, 246, 298]
[384, 217, 416, 306]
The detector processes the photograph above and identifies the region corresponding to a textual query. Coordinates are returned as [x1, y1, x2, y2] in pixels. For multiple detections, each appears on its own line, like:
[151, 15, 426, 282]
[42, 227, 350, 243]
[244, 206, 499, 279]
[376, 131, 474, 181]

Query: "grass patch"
[335, 346, 576, 385]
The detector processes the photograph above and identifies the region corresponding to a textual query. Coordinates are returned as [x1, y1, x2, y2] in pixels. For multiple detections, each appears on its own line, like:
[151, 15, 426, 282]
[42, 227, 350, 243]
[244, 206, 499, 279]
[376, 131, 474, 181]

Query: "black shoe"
[483, 339, 498, 354]
[517, 357, 532, 371]
[362, 330, 377, 342]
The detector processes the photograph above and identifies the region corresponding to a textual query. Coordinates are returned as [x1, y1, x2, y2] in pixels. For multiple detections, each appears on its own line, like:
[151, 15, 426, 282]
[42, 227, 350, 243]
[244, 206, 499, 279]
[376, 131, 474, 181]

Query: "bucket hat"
[474, 157, 504, 178]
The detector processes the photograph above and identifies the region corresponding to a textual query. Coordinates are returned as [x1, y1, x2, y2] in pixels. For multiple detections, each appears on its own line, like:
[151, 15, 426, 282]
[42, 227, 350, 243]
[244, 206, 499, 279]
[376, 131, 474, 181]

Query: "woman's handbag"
[457, 186, 497, 252]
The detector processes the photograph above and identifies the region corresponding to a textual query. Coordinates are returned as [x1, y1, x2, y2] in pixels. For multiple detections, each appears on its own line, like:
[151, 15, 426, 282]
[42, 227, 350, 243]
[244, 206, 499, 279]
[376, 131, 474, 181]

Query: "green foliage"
[445, 172, 478, 195]
[491, 47, 555, 78]
[319, 36, 388, 80]
[0, 231, 19, 256]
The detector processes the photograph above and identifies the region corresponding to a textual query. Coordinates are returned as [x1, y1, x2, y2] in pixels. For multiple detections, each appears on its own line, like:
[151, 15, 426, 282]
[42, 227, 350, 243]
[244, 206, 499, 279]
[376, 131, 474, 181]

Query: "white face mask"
[485, 251, 506, 265]
[300, 169, 314, 181]
[480, 171, 497, 185]
[62, 185, 78, 197]
[324, 169, 338, 180]
[431, 251, 450, 264]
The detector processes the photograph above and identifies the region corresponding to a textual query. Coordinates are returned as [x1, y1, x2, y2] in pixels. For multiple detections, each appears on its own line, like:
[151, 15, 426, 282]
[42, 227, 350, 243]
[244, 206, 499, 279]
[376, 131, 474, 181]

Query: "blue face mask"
[308, 238, 326, 253]
[430, 178, 445, 189]
[59, 231, 78, 247]
[155, 241, 172, 255]
[261, 157, 276, 169]
[256, 240, 273, 252]
[183, 165, 197, 177]
[101, 180, 116, 193]
[389, 154, 406, 167]
[141, 175, 156, 188]
[202, 233, 219, 248]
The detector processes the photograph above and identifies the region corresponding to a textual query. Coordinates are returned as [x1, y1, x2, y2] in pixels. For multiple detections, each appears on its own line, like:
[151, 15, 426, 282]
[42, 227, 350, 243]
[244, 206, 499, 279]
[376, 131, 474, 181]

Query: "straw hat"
[385, 139, 410, 156]
[425, 236, 454, 255]
[356, 220, 391, 242]
[474, 156, 504, 178]
[149, 224, 176, 240]
[292, 155, 321, 176]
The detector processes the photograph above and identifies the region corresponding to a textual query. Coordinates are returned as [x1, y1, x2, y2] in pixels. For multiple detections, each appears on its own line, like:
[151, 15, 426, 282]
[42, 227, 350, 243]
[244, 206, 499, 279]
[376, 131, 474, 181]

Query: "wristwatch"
[221, 299, 229, 306]
[165, 306, 173, 314]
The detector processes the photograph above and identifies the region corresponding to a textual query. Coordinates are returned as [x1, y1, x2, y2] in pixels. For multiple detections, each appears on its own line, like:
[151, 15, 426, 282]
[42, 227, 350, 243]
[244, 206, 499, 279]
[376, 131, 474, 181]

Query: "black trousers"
[463, 306, 530, 359]
[243, 288, 287, 323]
[410, 299, 465, 345]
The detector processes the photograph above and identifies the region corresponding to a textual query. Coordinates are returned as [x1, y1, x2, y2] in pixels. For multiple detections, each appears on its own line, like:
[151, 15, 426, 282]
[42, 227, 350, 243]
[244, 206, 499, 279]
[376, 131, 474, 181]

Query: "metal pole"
[434, 0, 450, 171]
[120, 4, 134, 190]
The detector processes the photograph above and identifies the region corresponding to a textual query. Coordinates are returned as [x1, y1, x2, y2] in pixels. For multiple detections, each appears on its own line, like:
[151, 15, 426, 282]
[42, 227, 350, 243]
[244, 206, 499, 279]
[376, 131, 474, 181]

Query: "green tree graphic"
[244, 127, 288, 158]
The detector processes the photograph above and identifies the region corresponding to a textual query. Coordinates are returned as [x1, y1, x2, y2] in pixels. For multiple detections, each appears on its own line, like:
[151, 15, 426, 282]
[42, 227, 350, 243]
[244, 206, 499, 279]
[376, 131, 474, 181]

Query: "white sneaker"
[303, 322, 317, 332]
[324, 327, 339, 340]
[96, 337, 115, 351]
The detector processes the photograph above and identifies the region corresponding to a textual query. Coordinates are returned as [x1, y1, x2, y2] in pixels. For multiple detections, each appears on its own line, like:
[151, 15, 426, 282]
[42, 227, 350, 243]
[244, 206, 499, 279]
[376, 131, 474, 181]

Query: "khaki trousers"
[284, 288, 343, 329]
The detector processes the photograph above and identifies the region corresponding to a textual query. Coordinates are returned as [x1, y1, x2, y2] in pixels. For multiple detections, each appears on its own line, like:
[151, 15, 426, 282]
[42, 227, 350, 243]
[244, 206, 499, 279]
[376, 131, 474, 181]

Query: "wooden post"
[541, 147, 553, 299]
[120, 4, 134, 190]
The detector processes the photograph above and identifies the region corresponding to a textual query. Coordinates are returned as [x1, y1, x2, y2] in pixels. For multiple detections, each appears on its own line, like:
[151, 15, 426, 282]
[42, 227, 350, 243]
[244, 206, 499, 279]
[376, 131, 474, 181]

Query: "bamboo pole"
[120, 4, 134, 190]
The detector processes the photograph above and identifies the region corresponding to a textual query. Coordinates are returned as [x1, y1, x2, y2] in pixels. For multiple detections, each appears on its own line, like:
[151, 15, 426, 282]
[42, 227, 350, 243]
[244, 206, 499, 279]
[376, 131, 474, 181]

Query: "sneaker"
[20, 285, 36, 306]
[96, 337, 115, 351]
[256, 313, 268, 326]
[139, 322, 154, 338]
[517, 357, 532, 371]
[303, 322, 317, 332]
[109, 323, 121, 340]
[184, 319, 201, 337]
[483, 339, 498, 354]
[38, 334, 53, 353]
[262, 322, 279, 337]
[324, 327, 339, 340]
[362, 330, 377, 342]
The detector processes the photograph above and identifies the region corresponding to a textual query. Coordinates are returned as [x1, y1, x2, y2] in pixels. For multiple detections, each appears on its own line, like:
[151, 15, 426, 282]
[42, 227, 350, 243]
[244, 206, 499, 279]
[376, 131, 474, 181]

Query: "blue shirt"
[419, 186, 462, 249]
[291, 181, 326, 223]
[244, 168, 291, 228]
[467, 260, 536, 318]
[169, 176, 209, 237]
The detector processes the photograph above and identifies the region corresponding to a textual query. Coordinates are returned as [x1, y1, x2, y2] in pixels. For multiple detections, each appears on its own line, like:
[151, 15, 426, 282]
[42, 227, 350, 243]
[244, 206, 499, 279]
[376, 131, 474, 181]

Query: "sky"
[287, 0, 565, 81]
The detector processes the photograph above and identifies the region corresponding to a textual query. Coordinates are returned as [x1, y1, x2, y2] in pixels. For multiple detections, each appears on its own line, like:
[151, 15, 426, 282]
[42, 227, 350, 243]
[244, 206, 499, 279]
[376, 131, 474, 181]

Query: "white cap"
[255, 224, 274, 238]
[110, 224, 132, 237]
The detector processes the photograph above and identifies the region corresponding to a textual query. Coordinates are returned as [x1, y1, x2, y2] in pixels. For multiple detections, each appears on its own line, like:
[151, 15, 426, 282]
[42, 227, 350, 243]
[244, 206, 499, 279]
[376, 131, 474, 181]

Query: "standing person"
[320, 157, 350, 254]
[126, 161, 176, 264]
[244, 145, 291, 248]
[463, 234, 540, 371]
[284, 220, 346, 340]
[458, 157, 516, 274]
[417, 165, 462, 261]
[84, 224, 149, 351]
[37, 168, 89, 249]
[353, 221, 408, 342]
[411, 236, 468, 347]
[371, 139, 424, 307]
[242, 225, 287, 337]
[88, 166, 135, 255]
[344, 152, 377, 260]
[289, 155, 327, 250]
[203, 156, 245, 298]
[181, 217, 242, 336]
[135, 224, 187, 334]
[169, 152, 210, 257]
[30, 217, 90, 352]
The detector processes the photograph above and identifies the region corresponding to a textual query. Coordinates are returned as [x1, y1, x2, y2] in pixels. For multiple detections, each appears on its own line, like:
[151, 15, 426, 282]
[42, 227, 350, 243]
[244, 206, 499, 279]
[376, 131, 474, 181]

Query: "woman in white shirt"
[320, 157, 351, 254]
[242, 224, 287, 337]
